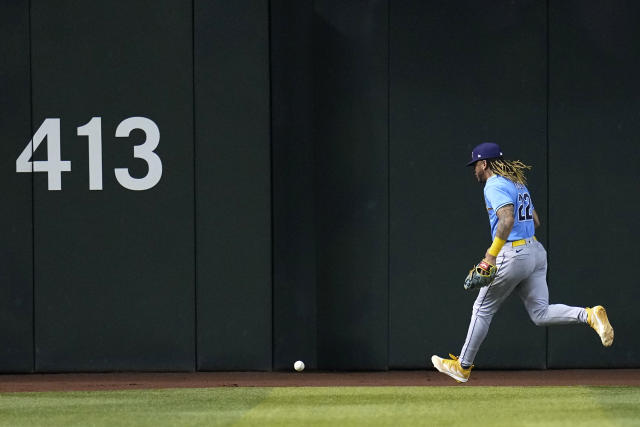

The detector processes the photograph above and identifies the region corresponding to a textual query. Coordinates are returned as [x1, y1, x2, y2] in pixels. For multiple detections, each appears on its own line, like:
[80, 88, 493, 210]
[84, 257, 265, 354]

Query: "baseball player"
[431, 142, 614, 383]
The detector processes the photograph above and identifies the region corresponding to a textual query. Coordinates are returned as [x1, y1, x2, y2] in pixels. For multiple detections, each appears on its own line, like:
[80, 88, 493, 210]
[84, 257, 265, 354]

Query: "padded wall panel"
[271, 0, 317, 371]
[314, 0, 389, 370]
[389, 0, 548, 368]
[31, 0, 195, 371]
[0, 0, 33, 372]
[195, 0, 272, 370]
[547, 0, 640, 367]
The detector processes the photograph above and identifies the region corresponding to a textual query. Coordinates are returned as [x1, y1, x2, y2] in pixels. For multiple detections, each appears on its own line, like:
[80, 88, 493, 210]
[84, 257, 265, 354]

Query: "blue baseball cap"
[466, 142, 503, 166]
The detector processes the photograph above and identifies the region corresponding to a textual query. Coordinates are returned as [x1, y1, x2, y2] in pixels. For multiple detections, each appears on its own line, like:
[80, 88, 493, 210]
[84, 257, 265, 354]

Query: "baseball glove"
[464, 260, 497, 291]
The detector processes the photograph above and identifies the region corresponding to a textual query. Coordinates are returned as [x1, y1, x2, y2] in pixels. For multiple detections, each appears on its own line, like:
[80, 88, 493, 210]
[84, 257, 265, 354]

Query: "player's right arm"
[494, 204, 515, 239]
[533, 209, 540, 228]
[484, 204, 515, 265]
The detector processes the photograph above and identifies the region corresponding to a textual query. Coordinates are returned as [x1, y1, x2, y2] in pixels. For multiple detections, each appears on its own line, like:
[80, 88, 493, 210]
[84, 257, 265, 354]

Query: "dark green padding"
[195, 0, 272, 370]
[0, 0, 33, 373]
[31, 0, 195, 371]
[388, 0, 548, 369]
[547, 0, 640, 368]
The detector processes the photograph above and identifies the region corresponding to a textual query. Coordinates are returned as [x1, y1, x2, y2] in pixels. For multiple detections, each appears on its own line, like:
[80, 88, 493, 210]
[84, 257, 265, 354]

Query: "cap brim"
[466, 155, 502, 166]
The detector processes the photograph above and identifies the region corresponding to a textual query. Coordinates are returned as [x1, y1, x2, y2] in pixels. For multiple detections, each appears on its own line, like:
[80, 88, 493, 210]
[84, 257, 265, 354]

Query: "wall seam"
[268, 0, 275, 372]
[545, 0, 551, 370]
[386, 0, 391, 371]
[192, 0, 198, 372]
[28, 0, 36, 374]
[312, 0, 319, 371]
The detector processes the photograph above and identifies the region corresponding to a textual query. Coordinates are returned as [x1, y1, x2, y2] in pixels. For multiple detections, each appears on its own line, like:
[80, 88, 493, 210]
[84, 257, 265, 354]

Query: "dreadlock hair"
[487, 158, 532, 186]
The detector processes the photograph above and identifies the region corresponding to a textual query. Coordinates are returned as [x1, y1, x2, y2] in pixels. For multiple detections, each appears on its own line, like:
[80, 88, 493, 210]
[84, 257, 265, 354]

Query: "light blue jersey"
[483, 174, 535, 240]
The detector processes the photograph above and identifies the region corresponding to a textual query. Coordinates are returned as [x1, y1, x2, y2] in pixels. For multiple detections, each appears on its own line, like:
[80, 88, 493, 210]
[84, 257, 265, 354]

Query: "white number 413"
[16, 117, 162, 191]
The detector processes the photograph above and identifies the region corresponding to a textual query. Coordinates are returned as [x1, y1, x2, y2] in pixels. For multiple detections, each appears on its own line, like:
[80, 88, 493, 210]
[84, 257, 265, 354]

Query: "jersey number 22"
[517, 193, 533, 221]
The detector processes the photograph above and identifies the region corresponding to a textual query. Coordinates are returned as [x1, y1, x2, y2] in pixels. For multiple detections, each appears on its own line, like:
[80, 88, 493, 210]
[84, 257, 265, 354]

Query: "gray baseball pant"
[459, 237, 587, 367]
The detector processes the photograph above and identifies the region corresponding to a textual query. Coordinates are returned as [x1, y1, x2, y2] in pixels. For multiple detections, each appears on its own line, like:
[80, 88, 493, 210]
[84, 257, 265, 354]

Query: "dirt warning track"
[1, 370, 639, 392]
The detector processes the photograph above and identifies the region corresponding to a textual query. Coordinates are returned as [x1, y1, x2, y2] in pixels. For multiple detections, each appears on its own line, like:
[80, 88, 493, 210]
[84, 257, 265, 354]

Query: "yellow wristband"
[487, 237, 506, 257]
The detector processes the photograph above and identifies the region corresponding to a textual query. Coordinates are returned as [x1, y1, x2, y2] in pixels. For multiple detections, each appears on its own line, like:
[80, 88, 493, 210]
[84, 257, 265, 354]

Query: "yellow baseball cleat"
[431, 354, 473, 383]
[586, 306, 614, 347]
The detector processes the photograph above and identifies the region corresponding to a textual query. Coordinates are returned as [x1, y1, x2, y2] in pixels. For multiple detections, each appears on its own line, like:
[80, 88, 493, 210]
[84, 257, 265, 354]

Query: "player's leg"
[457, 249, 526, 367]
[455, 285, 508, 368]
[517, 241, 587, 326]
[517, 241, 613, 346]
[432, 254, 521, 383]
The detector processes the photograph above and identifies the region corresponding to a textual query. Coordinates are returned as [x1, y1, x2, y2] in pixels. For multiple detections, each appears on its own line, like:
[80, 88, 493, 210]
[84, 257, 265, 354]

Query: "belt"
[511, 236, 537, 247]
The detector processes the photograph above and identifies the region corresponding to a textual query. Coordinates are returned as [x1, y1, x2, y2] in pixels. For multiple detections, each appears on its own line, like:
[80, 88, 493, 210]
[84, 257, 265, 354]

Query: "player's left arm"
[484, 204, 515, 265]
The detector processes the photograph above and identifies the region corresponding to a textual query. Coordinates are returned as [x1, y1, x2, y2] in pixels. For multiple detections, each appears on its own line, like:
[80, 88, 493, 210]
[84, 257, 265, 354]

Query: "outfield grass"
[0, 386, 638, 426]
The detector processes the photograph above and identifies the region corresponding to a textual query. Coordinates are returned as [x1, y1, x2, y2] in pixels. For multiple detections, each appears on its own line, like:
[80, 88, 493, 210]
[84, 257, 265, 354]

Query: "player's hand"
[483, 253, 497, 266]
[463, 260, 498, 291]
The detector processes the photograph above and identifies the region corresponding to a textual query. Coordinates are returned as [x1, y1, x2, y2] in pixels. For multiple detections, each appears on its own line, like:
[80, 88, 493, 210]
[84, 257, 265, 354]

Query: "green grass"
[0, 386, 639, 426]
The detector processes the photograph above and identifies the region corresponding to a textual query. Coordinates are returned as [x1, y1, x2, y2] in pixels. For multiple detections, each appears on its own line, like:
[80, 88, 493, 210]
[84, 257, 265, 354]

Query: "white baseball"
[294, 360, 305, 372]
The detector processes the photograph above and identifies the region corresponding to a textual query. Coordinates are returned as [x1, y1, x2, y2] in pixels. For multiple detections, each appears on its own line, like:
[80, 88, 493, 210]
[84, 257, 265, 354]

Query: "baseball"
[294, 360, 305, 372]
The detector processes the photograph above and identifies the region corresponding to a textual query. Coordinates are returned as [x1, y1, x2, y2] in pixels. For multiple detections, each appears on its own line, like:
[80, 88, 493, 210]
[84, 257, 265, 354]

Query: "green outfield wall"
[0, 0, 637, 372]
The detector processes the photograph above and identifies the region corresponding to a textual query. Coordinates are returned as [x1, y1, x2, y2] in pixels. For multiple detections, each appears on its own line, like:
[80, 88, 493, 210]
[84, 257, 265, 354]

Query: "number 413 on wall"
[16, 116, 162, 191]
